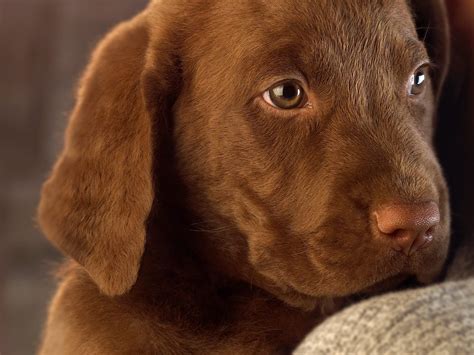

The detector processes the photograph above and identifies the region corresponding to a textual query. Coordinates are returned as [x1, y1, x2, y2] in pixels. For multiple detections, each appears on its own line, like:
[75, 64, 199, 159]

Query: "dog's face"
[173, 0, 450, 306]
[39, 0, 451, 309]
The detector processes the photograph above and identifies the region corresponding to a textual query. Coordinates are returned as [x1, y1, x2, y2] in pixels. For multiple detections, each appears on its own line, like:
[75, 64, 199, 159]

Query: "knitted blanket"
[295, 235, 474, 354]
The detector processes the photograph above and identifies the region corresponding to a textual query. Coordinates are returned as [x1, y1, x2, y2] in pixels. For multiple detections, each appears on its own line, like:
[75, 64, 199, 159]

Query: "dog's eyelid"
[257, 70, 309, 92]
[414, 60, 432, 71]
[420, 61, 432, 69]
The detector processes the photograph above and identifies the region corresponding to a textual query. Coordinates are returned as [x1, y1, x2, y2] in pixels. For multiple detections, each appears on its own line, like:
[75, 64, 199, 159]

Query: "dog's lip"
[279, 229, 448, 301]
[282, 271, 409, 301]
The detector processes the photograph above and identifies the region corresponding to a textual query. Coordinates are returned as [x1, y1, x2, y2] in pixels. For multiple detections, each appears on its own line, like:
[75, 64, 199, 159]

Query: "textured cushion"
[295, 235, 474, 354]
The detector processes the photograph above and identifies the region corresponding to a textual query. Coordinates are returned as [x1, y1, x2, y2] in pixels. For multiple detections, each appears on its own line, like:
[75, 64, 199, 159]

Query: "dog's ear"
[38, 9, 179, 296]
[409, 0, 450, 98]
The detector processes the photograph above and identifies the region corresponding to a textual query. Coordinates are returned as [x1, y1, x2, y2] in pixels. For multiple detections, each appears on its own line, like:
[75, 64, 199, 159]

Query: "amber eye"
[408, 65, 429, 96]
[263, 81, 306, 109]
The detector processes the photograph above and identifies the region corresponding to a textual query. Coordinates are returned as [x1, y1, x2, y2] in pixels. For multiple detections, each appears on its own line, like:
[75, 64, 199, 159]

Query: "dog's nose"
[374, 202, 440, 256]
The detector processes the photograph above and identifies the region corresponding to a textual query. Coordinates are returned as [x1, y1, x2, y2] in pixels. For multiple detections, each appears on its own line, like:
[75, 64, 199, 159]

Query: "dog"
[38, 0, 451, 353]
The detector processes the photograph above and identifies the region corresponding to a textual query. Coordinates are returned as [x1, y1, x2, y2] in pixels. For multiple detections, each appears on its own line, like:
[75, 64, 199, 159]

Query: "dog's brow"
[405, 38, 431, 65]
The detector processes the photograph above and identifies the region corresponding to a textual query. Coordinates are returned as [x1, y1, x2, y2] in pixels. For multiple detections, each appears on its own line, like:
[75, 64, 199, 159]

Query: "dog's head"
[39, 0, 451, 309]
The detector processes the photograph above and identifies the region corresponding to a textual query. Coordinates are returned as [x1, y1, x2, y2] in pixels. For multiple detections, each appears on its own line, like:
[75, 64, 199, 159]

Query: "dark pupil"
[281, 84, 298, 99]
[414, 72, 425, 86]
[270, 82, 303, 108]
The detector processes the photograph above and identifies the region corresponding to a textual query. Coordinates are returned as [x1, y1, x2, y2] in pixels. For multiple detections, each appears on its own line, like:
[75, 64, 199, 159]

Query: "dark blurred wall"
[440, 0, 474, 241]
[1, 1, 148, 354]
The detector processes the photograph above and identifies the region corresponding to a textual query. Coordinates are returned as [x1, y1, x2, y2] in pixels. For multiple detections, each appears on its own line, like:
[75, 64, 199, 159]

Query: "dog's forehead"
[256, 0, 413, 24]
[185, 0, 422, 70]
[210, 0, 417, 39]
[177, 0, 428, 106]
[255, 1, 416, 61]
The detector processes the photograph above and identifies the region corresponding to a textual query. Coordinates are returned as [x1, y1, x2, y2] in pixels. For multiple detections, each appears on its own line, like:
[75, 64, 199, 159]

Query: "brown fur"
[38, 0, 451, 353]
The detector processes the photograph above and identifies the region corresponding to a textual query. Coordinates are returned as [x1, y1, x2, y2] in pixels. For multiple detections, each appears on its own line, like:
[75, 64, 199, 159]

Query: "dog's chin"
[266, 286, 349, 315]
[358, 273, 411, 295]
[359, 265, 445, 296]
[258, 273, 402, 312]
[339, 255, 447, 298]
[413, 264, 445, 285]
[349, 256, 447, 297]
[264, 276, 408, 312]
[255, 245, 448, 312]
[265, 268, 443, 312]
[255, 278, 321, 311]
[273, 289, 322, 311]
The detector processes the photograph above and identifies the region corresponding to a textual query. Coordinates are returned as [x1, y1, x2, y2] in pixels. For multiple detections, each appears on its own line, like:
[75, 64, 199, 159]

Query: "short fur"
[38, 0, 451, 353]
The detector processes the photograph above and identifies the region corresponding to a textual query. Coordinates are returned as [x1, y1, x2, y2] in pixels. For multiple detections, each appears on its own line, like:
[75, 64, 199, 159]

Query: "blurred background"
[1, 1, 147, 354]
[0, 1, 473, 355]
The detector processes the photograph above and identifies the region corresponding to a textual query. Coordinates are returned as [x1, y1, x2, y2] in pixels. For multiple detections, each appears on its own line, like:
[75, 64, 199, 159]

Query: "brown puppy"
[38, 0, 451, 353]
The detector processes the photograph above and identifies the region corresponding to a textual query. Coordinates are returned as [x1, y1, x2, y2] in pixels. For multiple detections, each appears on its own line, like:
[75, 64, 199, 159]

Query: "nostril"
[374, 201, 440, 256]
[426, 226, 435, 235]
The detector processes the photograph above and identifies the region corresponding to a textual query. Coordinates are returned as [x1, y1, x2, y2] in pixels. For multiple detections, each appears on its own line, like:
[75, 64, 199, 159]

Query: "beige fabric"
[294, 235, 474, 354]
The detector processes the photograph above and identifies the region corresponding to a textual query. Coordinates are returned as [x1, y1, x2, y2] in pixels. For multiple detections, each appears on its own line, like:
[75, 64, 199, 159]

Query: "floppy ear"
[409, 0, 450, 98]
[38, 9, 178, 296]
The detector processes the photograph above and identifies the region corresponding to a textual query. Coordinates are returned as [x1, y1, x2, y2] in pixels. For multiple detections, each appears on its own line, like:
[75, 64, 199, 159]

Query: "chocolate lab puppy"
[38, 0, 451, 353]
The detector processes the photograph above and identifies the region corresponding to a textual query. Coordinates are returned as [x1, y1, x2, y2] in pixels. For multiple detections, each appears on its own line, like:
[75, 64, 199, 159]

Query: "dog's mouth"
[260, 256, 444, 311]
[265, 271, 412, 312]
[341, 240, 448, 296]
[300, 244, 445, 299]
[252, 226, 449, 311]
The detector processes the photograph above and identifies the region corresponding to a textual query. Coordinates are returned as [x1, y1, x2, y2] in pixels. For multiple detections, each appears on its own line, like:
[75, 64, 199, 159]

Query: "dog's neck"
[129, 201, 348, 345]
[128, 154, 349, 346]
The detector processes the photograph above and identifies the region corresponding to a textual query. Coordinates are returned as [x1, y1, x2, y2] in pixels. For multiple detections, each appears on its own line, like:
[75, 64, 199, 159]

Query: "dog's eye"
[263, 81, 306, 109]
[408, 66, 429, 96]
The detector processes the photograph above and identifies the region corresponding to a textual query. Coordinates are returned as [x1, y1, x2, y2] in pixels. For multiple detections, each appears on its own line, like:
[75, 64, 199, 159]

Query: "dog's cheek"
[408, 88, 436, 142]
